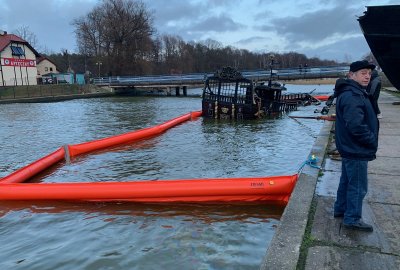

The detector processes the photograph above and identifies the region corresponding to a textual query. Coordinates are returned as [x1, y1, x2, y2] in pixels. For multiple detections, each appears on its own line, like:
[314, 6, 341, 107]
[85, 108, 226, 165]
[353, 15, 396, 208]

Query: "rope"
[298, 154, 322, 173]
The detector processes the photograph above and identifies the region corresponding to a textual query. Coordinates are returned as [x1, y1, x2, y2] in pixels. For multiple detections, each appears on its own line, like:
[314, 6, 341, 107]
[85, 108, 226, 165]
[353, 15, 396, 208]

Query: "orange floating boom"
[289, 115, 335, 121]
[68, 111, 202, 157]
[0, 174, 298, 203]
[0, 111, 202, 184]
[0, 110, 298, 205]
[312, 95, 329, 101]
[0, 147, 66, 184]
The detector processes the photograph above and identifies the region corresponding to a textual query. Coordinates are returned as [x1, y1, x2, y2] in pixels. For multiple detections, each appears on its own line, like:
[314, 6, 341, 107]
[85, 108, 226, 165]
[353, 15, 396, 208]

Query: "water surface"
[0, 84, 332, 269]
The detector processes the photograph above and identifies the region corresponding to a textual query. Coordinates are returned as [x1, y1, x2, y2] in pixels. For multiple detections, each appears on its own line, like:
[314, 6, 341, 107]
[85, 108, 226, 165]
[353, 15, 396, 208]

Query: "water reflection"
[0, 201, 283, 270]
[0, 201, 284, 222]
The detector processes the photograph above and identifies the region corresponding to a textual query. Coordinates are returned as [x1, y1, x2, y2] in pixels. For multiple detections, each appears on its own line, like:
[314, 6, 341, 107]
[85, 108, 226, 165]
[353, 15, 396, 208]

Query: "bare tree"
[73, 0, 154, 75]
[73, 5, 104, 57]
[202, 39, 223, 51]
[13, 25, 39, 49]
[70, 1, 341, 76]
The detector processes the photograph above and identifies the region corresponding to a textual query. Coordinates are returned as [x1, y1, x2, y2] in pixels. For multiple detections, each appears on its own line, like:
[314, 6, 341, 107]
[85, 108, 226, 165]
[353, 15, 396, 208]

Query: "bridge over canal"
[93, 65, 349, 95]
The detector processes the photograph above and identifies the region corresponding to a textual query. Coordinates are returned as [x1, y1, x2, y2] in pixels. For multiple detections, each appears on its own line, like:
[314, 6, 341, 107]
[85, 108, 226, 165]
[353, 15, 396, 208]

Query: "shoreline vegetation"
[1, 76, 396, 103]
[283, 72, 394, 88]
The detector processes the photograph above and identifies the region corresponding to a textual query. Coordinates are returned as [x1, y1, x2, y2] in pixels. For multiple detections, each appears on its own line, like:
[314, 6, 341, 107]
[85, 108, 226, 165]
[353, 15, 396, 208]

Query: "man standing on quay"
[333, 60, 379, 232]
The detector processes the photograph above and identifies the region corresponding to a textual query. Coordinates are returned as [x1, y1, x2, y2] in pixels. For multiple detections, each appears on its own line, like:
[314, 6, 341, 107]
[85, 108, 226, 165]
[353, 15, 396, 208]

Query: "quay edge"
[260, 114, 333, 270]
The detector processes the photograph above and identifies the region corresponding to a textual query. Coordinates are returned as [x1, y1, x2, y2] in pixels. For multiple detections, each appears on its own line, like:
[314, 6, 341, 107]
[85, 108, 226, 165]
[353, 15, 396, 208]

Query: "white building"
[0, 30, 40, 86]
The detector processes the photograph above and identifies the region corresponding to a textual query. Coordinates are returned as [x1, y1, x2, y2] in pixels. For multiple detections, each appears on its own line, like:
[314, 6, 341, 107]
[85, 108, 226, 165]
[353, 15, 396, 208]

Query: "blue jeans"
[334, 158, 368, 224]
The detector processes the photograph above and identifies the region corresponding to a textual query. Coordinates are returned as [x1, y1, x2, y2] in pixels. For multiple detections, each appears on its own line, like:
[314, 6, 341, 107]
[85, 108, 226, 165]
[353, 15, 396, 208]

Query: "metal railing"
[93, 65, 349, 86]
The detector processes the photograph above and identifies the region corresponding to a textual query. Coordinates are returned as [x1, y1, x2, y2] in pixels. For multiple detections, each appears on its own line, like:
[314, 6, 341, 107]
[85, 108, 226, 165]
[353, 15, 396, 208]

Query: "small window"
[11, 46, 25, 56]
[50, 67, 53, 72]
[18, 47, 25, 55]
[45, 67, 48, 71]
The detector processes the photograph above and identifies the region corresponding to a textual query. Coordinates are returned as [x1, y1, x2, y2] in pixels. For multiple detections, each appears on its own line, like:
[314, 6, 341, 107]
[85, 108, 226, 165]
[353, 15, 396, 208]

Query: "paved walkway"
[306, 90, 400, 269]
[261, 90, 400, 269]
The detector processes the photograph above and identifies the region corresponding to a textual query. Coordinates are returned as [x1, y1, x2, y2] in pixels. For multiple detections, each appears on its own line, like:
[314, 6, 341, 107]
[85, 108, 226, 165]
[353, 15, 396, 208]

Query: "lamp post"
[268, 54, 275, 87]
[95, 62, 102, 77]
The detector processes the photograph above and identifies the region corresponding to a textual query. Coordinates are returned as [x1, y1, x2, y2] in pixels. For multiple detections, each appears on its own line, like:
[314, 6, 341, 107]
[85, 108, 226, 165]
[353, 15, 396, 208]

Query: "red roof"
[0, 33, 40, 56]
[36, 55, 46, 63]
[36, 56, 57, 67]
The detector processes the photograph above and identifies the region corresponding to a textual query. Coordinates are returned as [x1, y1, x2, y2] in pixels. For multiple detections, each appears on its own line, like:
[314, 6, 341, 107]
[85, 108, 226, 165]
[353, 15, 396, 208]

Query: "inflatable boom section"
[313, 95, 329, 101]
[0, 109, 298, 205]
[67, 111, 202, 157]
[0, 174, 298, 204]
[0, 147, 66, 184]
[0, 111, 202, 184]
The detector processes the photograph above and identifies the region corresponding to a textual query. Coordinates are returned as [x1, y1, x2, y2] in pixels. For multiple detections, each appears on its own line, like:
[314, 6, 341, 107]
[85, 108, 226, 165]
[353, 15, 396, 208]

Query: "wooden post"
[175, 86, 180, 96]
[183, 86, 187, 96]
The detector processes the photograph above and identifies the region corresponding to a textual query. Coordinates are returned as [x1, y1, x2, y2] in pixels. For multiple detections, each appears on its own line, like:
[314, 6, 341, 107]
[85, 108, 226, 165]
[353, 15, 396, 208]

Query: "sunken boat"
[358, 5, 400, 90]
[201, 66, 320, 120]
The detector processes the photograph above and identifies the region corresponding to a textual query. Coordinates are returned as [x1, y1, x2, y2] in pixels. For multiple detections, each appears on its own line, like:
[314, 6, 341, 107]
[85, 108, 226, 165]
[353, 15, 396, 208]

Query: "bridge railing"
[93, 66, 349, 86]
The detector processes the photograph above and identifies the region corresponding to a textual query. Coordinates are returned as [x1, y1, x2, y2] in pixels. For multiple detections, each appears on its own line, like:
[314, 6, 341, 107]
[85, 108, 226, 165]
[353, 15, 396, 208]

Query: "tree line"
[43, 0, 340, 77]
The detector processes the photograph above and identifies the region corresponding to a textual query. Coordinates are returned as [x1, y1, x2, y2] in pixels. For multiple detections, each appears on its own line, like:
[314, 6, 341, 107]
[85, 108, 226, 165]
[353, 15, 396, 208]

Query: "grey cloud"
[189, 14, 245, 32]
[145, 1, 244, 35]
[1, 0, 388, 60]
[144, 0, 204, 23]
[1, 0, 95, 53]
[300, 35, 371, 62]
[205, 0, 239, 8]
[257, 0, 290, 4]
[237, 36, 269, 43]
[235, 36, 269, 45]
[263, 6, 361, 42]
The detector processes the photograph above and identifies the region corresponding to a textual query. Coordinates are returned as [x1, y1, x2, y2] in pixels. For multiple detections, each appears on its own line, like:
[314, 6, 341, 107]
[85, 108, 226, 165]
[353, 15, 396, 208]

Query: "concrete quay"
[0, 91, 114, 104]
[261, 89, 400, 269]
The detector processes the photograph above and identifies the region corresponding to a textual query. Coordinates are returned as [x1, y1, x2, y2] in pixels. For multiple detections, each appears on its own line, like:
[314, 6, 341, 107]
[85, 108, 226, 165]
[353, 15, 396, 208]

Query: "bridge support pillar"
[183, 86, 187, 96]
[175, 86, 180, 96]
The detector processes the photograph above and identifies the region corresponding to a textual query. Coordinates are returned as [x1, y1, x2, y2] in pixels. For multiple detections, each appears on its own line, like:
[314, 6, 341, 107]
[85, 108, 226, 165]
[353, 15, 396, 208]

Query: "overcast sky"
[0, 0, 396, 63]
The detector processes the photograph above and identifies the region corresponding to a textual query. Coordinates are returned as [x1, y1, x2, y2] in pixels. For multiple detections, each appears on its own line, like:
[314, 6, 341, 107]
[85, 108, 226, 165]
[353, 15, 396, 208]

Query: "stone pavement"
[261, 90, 400, 269]
[305, 90, 400, 269]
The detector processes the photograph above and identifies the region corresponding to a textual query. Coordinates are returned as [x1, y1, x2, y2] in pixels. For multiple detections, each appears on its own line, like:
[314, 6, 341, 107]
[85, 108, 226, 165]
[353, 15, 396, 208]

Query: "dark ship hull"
[358, 5, 400, 90]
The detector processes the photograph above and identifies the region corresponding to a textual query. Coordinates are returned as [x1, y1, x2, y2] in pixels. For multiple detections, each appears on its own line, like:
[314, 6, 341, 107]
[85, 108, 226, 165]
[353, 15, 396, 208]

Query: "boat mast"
[268, 54, 275, 87]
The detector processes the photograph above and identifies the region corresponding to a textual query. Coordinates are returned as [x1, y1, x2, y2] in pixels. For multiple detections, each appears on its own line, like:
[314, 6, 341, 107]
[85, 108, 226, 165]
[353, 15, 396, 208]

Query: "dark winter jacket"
[334, 78, 379, 160]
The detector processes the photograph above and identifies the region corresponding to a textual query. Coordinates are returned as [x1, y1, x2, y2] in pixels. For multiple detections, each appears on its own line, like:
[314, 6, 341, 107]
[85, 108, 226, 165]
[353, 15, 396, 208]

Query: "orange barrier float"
[0, 111, 202, 184]
[312, 95, 329, 101]
[0, 175, 298, 204]
[0, 110, 298, 205]
[68, 111, 202, 157]
[0, 147, 66, 184]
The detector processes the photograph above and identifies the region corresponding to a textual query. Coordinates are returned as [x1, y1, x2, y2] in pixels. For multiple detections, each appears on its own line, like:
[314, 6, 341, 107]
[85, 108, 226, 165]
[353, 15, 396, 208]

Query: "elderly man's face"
[349, 68, 372, 87]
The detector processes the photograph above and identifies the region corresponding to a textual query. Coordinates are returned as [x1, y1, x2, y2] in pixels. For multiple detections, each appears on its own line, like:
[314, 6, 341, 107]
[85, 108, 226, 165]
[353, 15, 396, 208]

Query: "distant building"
[0, 30, 40, 86]
[40, 72, 86, 85]
[36, 56, 58, 76]
[36, 56, 59, 84]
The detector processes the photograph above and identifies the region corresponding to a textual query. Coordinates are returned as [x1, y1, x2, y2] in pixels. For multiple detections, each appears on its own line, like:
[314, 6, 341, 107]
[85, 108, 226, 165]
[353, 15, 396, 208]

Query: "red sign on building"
[1, 57, 36, 67]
